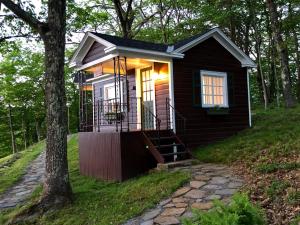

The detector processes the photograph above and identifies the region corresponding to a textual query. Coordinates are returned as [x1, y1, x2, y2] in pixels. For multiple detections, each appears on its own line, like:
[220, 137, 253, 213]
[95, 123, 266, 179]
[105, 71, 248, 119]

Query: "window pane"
[202, 75, 212, 85]
[214, 95, 224, 105]
[203, 95, 213, 104]
[215, 86, 223, 95]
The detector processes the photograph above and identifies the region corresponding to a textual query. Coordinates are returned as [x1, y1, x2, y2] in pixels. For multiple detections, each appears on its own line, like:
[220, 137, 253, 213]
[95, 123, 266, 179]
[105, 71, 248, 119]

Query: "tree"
[265, 0, 296, 108]
[0, 0, 72, 212]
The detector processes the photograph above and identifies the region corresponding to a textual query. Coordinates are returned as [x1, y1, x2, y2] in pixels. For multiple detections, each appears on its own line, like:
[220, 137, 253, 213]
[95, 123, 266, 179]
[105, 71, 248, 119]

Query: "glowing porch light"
[153, 72, 168, 80]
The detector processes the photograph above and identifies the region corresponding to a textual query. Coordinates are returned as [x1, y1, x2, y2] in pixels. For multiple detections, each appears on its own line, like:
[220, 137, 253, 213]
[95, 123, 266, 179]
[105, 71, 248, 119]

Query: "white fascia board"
[86, 74, 113, 82]
[76, 53, 119, 71]
[114, 46, 184, 59]
[69, 32, 90, 68]
[173, 28, 256, 68]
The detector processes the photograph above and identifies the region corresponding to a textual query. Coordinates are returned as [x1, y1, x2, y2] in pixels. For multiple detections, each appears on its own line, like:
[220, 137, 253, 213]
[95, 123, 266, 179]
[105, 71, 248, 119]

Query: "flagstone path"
[123, 163, 244, 225]
[0, 150, 46, 210]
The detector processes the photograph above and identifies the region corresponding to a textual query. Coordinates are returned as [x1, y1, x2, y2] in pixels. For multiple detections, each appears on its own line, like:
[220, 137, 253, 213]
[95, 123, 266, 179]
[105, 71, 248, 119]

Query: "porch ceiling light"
[153, 72, 167, 80]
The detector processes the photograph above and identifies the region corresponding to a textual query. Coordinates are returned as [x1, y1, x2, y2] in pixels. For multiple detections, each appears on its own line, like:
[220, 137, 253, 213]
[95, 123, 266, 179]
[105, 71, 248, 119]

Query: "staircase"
[141, 98, 191, 164]
[142, 130, 191, 163]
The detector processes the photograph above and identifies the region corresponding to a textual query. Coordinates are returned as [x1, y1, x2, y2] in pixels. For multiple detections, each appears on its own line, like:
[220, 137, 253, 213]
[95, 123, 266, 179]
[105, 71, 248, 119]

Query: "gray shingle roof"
[91, 32, 169, 52]
[91, 29, 214, 52]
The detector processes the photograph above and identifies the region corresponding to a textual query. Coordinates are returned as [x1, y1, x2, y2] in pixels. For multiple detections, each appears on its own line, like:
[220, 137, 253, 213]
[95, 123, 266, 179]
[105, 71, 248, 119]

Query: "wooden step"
[150, 136, 176, 141]
[155, 143, 182, 148]
[161, 151, 189, 157]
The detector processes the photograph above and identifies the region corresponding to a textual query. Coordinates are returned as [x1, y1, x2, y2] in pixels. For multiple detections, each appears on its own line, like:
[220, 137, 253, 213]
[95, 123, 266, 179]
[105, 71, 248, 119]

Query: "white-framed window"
[200, 70, 228, 108]
[103, 81, 124, 112]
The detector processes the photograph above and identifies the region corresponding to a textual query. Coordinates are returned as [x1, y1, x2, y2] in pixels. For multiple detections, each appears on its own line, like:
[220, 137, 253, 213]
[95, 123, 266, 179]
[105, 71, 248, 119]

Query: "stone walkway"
[0, 150, 46, 210]
[124, 163, 243, 225]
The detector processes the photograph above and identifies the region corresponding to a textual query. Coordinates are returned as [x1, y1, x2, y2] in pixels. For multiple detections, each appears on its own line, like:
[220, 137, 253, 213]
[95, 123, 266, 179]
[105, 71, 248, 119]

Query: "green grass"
[1, 135, 189, 225]
[256, 162, 300, 173]
[194, 106, 300, 164]
[0, 141, 45, 195]
[266, 180, 291, 200]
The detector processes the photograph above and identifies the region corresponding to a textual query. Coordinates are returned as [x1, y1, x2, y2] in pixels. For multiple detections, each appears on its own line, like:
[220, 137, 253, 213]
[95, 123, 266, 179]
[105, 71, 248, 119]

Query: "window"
[103, 82, 124, 112]
[200, 70, 228, 108]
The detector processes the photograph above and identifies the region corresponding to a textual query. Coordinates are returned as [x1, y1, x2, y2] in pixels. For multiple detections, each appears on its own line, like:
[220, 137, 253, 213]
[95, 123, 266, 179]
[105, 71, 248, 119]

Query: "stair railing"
[141, 101, 161, 150]
[166, 98, 187, 146]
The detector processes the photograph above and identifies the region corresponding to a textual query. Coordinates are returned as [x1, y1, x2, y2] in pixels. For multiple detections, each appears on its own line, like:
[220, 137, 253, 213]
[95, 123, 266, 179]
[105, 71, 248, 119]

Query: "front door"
[141, 67, 155, 129]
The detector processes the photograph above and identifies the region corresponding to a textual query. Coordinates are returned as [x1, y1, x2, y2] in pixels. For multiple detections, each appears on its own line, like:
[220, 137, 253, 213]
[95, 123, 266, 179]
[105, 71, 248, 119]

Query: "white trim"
[87, 74, 113, 82]
[168, 60, 176, 132]
[151, 64, 157, 129]
[135, 68, 142, 130]
[114, 46, 184, 59]
[91, 76, 115, 86]
[92, 83, 95, 131]
[173, 28, 256, 68]
[247, 69, 252, 127]
[76, 54, 118, 71]
[200, 70, 228, 108]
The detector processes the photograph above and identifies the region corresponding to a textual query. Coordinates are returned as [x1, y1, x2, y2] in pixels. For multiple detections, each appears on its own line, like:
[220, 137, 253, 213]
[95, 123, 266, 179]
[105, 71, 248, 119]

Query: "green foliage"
[287, 190, 300, 205]
[0, 44, 79, 158]
[0, 140, 45, 195]
[256, 162, 300, 173]
[266, 180, 290, 200]
[0, 135, 190, 225]
[182, 194, 266, 225]
[194, 105, 300, 164]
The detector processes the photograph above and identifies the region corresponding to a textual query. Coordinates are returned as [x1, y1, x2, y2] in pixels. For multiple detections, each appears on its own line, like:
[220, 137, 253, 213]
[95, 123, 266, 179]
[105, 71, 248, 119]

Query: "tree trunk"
[8, 104, 16, 154]
[293, 30, 300, 102]
[22, 116, 27, 149]
[39, 0, 72, 206]
[113, 0, 134, 39]
[266, 0, 296, 108]
[35, 119, 41, 142]
[254, 28, 269, 109]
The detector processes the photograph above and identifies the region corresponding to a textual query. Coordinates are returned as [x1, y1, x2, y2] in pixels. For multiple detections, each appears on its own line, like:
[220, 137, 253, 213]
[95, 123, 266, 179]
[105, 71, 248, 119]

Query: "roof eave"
[172, 28, 256, 69]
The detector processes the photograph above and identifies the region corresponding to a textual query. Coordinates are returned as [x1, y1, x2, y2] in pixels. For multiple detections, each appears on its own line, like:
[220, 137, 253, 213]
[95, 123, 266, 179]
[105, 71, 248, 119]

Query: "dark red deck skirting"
[79, 131, 157, 181]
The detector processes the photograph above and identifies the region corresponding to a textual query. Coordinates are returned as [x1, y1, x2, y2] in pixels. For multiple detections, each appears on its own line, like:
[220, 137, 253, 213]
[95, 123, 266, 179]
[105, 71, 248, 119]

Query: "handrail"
[141, 101, 161, 150]
[166, 98, 187, 146]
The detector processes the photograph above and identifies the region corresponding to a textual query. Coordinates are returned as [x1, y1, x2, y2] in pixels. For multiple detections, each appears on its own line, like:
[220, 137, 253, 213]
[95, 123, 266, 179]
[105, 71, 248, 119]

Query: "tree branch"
[0, 34, 32, 42]
[0, 0, 47, 33]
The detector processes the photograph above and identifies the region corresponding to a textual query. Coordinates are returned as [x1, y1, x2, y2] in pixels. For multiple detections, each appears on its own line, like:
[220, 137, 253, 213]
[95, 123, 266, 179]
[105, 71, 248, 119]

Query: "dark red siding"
[154, 62, 169, 129]
[79, 131, 156, 181]
[173, 37, 249, 148]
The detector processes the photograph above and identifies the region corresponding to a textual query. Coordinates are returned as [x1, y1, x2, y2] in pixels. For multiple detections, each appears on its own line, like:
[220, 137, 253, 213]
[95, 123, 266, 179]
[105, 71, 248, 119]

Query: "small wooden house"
[70, 28, 256, 181]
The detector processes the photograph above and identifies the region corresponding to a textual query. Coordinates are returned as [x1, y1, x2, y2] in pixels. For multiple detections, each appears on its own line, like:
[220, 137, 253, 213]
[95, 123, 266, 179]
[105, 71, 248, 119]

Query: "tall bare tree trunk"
[254, 27, 269, 109]
[293, 30, 300, 102]
[22, 115, 27, 149]
[35, 119, 41, 142]
[266, 0, 296, 108]
[8, 104, 16, 154]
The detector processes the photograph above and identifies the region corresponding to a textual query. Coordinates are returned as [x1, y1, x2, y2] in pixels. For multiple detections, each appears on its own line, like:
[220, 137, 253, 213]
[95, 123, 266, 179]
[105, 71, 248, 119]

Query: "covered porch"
[78, 56, 174, 133]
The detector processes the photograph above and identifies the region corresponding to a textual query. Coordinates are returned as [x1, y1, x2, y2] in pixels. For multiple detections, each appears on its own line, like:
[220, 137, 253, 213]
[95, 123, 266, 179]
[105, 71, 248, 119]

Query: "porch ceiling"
[85, 58, 153, 75]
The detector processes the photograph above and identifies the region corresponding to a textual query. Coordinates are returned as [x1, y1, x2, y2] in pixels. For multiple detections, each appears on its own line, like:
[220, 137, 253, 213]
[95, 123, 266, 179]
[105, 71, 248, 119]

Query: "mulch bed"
[232, 151, 300, 225]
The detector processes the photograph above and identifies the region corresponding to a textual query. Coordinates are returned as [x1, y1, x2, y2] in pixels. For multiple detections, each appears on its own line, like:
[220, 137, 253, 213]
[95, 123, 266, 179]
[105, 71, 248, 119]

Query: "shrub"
[182, 193, 266, 225]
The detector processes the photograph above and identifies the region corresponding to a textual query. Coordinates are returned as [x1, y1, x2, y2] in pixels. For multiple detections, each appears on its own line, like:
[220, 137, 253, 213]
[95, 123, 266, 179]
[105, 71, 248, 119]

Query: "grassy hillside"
[194, 106, 300, 224]
[0, 135, 189, 225]
[0, 141, 45, 195]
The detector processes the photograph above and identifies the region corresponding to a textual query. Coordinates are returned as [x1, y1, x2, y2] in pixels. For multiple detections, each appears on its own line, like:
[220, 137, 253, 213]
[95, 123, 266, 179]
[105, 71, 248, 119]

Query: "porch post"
[124, 56, 130, 132]
[114, 57, 118, 132]
[118, 56, 122, 132]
